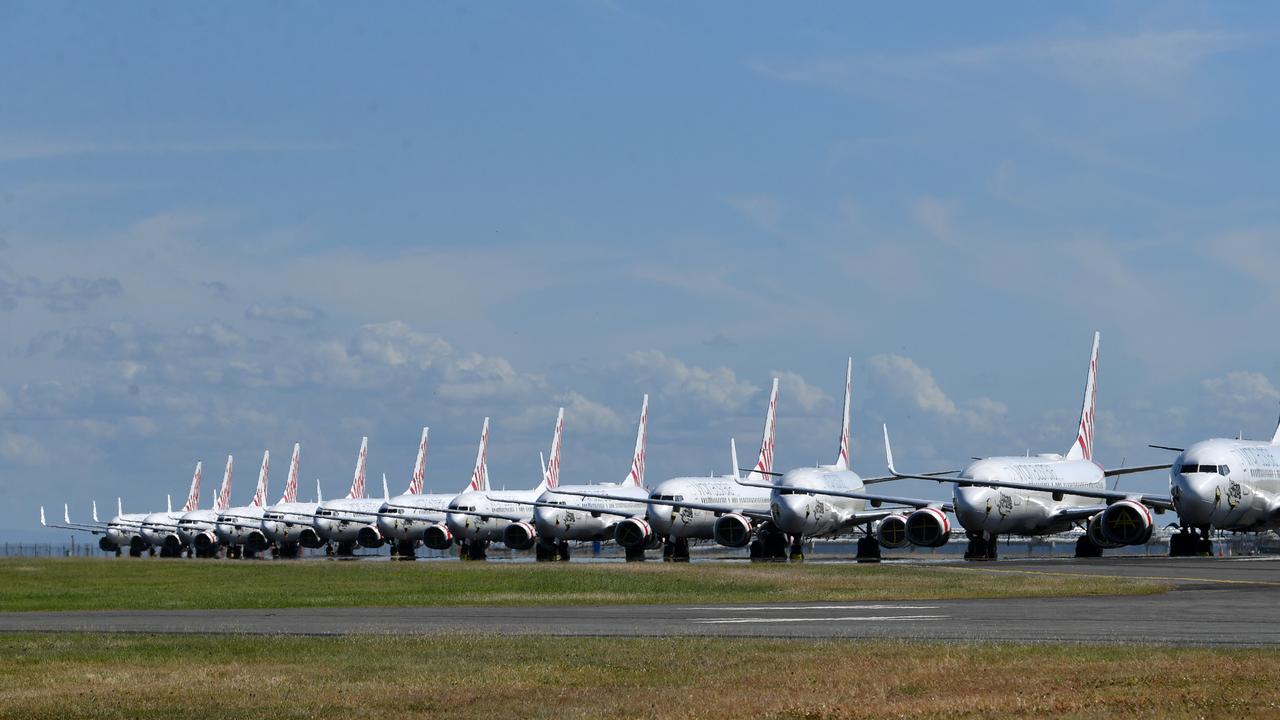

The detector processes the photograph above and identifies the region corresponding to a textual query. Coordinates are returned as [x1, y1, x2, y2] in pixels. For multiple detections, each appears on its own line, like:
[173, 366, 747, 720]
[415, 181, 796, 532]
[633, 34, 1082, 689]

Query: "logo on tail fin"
[751, 378, 780, 478]
[217, 455, 234, 511]
[409, 427, 429, 495]
[280, 443, 301, 504]
[836, 358, 852, 470]
[252, 450, 270, 507]
[1067, 332, 1100, 462]
[625, 395, 649, 487]
[183, 462, 202, 512]
[347, 438, 368, 499]
[544, 408, 565, 489]
[467, 419, 490, 492]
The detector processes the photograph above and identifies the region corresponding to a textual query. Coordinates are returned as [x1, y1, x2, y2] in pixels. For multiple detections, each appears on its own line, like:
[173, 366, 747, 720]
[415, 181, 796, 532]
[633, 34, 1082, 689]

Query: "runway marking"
[941, 566, 1280, 587]
[695, 615, 946, 625]
[685, 605, 940, 611]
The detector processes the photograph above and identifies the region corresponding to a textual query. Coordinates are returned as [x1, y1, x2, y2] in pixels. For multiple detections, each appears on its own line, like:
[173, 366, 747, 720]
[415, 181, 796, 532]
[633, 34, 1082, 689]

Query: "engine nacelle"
[161, 533, 183, 554]
[712, 513, 755, 548]
[99, 537, 119, 552]
[613, 517, 654, 550]
[299, 528, 324, 548]
[876, 514, 910, 549]
[356, 525, 385, 548]
[503, 521, 538, 550]
[193, 531, 219, 554]
[422, 523, 454, 550]
[1098, 500, 1154, 546]
[245, 530, 271, 552]
[905, 508, 951, 548]
[129, 536, 149, 553]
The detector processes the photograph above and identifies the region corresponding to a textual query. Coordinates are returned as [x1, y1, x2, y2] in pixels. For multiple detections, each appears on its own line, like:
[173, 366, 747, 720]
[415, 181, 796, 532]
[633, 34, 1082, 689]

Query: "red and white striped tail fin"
[346, 437, 368, 499]
[746, 378, 779, 482]
[465, 419, 490, 493]
[279, 443, 300, 504]
[182, 462, 202, 512]
[834, 358, 852, 470]
[216, 455, 233, 511]
[539, 408, 565, 491]
[251, 450, 270, 508]
[408, 427, 429, 495]
[623, 394, 648, 487]
[1066, 332, 1101, 462]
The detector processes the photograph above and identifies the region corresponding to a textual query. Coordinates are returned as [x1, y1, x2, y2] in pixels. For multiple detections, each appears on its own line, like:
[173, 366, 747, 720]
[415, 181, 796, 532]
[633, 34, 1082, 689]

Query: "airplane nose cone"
[533, 506, 560, 535]
[770, 493, 811, 533]
[1171, 472, 1220, 526]
[446, 513, 471, 539]
[646, 503, 674, 535]
[952, 486, 995, 526]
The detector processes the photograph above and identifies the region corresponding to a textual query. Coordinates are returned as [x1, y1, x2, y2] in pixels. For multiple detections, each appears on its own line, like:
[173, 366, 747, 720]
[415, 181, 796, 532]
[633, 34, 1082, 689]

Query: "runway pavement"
[2, 556, 1277, 646]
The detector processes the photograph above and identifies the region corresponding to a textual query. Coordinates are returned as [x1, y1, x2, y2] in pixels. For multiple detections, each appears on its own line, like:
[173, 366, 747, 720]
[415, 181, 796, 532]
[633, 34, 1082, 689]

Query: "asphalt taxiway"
[1, 556, 1275, 646]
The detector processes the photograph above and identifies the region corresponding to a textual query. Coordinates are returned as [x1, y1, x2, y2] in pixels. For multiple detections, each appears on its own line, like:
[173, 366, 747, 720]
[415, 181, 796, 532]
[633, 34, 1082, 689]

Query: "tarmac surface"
[2, 556, 1277, 646]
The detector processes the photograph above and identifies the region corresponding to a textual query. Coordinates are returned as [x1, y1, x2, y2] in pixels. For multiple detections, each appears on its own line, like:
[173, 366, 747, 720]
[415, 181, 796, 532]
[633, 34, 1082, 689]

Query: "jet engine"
[904, 507, 951, 548]
[712, 513, 754, 548]
[356, 525, 385, 548]
[613, 517, 655, 549]
[161, 533, 183, 555]
[245, 529, 271, 552]
[1085, 513, 1125, 549]
[876, 514, 910, 549]
[422, 522, 454, 550]
[298, 527, 324, 548]
[129, 536, 149, 553]
[503, 521, 538, 551]
[192, 531, 220, 554]
[98, 537, 118, 552]
[1098, 500, 1154, 546]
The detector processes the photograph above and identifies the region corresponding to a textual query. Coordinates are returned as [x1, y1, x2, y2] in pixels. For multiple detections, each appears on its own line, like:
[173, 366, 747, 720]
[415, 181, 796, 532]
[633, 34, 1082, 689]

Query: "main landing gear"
[855, 534, 882, 563]
[460, 540, 489, 561]
[1074, 535, 1103, 558]
[789, 535, 805, 562]
[390, 540, 416, 560]
[748, 528, 789, 562]
[664, 537, 690, 562]
[1169, 525, 1213, 556]
[624, 546, 646, 562]
[964, 532, 998, 560]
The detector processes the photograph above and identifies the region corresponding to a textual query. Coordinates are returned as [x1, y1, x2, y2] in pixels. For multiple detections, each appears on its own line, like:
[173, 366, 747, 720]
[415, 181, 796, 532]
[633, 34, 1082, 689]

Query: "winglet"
[624, 394, 648, 488]
[835, 358, 852, 470]
[183, 461, 203, 513]
[730, 438, 741, 483]
[316, 478, 323, 504]
[64, 503, 71, 524]
[39, 506, 47, 526]
[1066, 331, 1100, 461]
[540, 452, 547, 480]
[167, 494, 172, 513]
[883, 424, 899, 476]
[252, 450, 271, 507]
[117, 497, 123, 517]
[408, 427, 429, 495]
[280, 443, 301, 504]
[466, 419, 490, 493]
[746, 378, 779, 482]
[346, 438, 367, 499]
[217, 455, 234, 511]
[92, 500, 99, 523]
[382, 473, 390, 501]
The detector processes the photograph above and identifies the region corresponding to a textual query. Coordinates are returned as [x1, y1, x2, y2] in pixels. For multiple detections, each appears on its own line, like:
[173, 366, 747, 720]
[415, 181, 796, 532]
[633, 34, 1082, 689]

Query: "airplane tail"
[745, 378, 779, 483]
[623, 394, 649, 487]
[279, 443, 300, 504]
[465, 419, 490, 492]
[216, 455, 234, 511]
[1065, 332, 1100, 461]
[835, 358, 852, 470]
[251, 450, 270, 508]
[346, 437, 368, 499]
[408, 427, 429, 495]
[537, 408, 565, 491]
[182, 462, 202, 512]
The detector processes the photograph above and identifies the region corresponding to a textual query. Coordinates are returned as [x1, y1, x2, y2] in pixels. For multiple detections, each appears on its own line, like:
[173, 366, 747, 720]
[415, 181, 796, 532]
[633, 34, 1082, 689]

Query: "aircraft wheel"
[662, 540, 674, 562]
[1074, 535, 1103, 558]
[789, 535, 804, 563]
[534, 541, 553, 562]
[673, 537, 690, 562]
[557, 540, 571, 562]
[855, 536, 882, 563]
[985, 534, 999, 560]
[748, 539, 763, 561]
[396, 540, 416, 560]
[624, 547, 646, 562]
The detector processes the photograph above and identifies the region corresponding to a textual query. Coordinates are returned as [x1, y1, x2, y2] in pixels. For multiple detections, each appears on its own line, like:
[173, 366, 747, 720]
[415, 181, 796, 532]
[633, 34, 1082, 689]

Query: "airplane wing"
[1102, 463, 1172, 477]
[500, 497, 638, 518]
[554, 488, 772, 522]
[735, 479, 954, 513]
[1050, 504, 1109, 523]
[40, 507, 110, 535]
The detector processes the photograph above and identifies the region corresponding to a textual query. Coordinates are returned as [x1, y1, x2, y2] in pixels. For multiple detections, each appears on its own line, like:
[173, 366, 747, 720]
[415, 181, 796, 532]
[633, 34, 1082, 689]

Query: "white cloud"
[869, 354, 1006, 431]
[624, 350, 759, 415]
[1202, 371, 1280, 416]
[0, 433, 48, 465]
[771, 370, 830, 416]
[726, 194, 784, 231]
[911, 196, 956, 244]
[245, 301, 323, 324]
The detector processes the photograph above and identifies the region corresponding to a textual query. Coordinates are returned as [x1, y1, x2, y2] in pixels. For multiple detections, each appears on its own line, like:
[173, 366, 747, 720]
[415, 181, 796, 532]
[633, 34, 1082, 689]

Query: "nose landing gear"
[1169, 525, 1213, 556]
[964, 532, 998, 560]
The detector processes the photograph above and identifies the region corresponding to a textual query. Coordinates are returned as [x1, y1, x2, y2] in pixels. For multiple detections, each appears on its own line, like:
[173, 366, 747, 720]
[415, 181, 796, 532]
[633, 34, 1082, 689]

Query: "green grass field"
[0, 557, 1164, 611]
[0, 633, 1273, 719]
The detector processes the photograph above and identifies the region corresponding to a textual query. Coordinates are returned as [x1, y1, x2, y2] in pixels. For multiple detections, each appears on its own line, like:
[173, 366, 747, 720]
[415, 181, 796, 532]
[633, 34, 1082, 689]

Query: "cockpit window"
[1179, 463, 1229, 475]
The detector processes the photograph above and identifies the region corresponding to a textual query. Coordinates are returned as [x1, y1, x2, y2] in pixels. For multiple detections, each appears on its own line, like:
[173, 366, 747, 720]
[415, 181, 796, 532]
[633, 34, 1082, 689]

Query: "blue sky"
[4, 2, 1280, 538]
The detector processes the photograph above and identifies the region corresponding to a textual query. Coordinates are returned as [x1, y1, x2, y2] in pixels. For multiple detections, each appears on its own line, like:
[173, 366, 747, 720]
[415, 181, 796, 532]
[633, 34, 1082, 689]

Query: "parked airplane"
[375, 427, 492, 559]
[214, 450, 271, 559]
[252, 443, 307, 558]
[558, 379, 779, 562]
[733, 359, 954, 561]
[444, 411, 562, 561]
[1165, 419, 1280, 556]
[138, 462, 204, 557]
[503, 396, 651, 561]
[879, 332, 1173, 559]
[39, 499, 145, 556]
[354, 428, 433, 558]
[313, 437, 388, 556]
[178, 455, 235, 558]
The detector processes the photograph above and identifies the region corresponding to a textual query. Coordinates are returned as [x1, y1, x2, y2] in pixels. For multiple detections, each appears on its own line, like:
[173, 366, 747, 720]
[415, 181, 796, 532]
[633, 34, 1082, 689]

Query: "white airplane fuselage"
[534, 485, 648, 542]
[139, 511, 186, 548]
[106, 513, 148, 548]
[770, 467, 868, 537]
[216, 505, 267, 546]
[377, 493, 456, 543]
[952, 455, 1104, 536]
[447, 490, 539, 544]
[176, 509, 220, 544]
[1171, 439, 1280, 532]
[313, 498, 383, 543]
[262, 502, 321, 545]
[646, 477, 772, 539]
